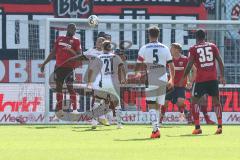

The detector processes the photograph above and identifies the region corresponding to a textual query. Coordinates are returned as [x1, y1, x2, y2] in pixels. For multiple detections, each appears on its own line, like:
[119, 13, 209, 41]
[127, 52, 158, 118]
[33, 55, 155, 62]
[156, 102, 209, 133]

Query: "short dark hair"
[195, 29, 205, 40]
[67, 23, 76, 28]
[148, 26, 160, 38]
[97, 32, 106, 38]
[97, 32, 111, 40]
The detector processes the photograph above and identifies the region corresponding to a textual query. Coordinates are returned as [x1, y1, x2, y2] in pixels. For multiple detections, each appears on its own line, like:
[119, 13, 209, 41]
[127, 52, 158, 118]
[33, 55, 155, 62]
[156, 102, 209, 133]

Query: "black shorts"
[192, 80, 219, 97]
[54, 66, 74, 85]
[165, 87, 185, 104]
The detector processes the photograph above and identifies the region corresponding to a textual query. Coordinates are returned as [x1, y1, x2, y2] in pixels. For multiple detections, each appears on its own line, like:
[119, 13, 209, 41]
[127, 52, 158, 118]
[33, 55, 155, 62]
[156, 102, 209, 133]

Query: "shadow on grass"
[114, 138, 154, 141]
[72, 126, 95, 129]
[166, 134, 211, 138]
[72, 128, 115, 132]
[26, 126, 57, 129]
[160, 125, 181, 128]
[142, 125, 179, 129]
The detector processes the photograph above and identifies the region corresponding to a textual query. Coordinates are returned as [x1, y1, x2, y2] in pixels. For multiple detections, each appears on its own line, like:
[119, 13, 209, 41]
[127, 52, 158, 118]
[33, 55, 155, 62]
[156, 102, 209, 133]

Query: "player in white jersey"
[136, 26, 175, 138]
[85, 37, 105, 88]
[84, 37, 112, 128]
[88, 40, 126, 129]
[84, 37, 110, 129]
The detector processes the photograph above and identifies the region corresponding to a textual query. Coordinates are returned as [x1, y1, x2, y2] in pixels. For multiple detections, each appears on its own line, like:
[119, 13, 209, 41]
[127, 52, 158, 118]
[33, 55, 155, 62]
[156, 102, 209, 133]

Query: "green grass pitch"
[0, 125, 239, 160]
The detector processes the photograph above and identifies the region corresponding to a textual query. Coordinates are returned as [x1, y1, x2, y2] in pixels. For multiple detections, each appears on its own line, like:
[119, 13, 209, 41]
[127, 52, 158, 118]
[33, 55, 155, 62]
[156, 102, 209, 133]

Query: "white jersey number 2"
[103, 58, 113, 74]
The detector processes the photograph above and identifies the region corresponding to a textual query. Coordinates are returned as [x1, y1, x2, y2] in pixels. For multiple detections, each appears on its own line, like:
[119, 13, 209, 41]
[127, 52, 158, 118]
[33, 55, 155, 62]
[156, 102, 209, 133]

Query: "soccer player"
[136, 26, 174, 138]
[85, 36, 106, 88]
[186, 65, 215, 124]
[85, 36, 111, 128]
[88, 40, 126, 129]
[40, 23, 82, 112]
[160, 43, 193, 124]
[182, 29, 226, 134]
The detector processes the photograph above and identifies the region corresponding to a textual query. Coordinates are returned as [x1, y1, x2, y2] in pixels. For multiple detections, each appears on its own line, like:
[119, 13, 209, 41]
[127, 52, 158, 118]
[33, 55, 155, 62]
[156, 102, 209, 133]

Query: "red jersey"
[54, 36, 81, 68]
[173, 55, 188, 87]
[188, 41, 219, 83]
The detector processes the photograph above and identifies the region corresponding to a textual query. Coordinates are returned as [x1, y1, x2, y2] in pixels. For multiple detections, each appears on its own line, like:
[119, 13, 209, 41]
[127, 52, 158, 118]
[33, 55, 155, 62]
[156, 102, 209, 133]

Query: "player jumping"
[87, 40, 127, 129]
[40, 23, 83, 112]
[85, 36, 112, 128]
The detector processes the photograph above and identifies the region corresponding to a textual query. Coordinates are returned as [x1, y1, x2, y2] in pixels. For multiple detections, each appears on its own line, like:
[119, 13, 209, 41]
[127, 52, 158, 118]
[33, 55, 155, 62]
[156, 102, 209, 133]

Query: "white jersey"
[84, 48, 102, 56]
[97, 52, 123, 83]
[95, 52, 123, 100]
[84, 48, 102, 60]
[84, 48, 103, 86]
[137, 42, 172, 66]
[137, 42, 172, 104]
[137, 41, 172, 82]
[84, 48, 103, 73]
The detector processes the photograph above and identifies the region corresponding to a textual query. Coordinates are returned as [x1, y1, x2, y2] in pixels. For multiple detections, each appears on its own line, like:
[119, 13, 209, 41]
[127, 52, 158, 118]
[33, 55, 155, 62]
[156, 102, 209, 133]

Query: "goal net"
[3, 18, 239, 124]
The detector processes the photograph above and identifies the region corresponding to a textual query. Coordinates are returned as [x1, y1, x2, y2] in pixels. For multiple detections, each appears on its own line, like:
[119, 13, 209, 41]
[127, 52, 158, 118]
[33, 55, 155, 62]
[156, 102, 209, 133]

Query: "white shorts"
[93, 78, 121, 106]
[145, 84, 167, 105]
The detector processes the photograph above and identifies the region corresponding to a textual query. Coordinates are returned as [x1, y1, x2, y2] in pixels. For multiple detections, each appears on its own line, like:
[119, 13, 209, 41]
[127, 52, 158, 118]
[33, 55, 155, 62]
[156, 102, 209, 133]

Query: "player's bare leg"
[212, 96, 223, 134]
[176, 98, 187, 122]
[201, 104, 215, 124]
[199, 94, 215, 124]
[176, 98, 193, 124]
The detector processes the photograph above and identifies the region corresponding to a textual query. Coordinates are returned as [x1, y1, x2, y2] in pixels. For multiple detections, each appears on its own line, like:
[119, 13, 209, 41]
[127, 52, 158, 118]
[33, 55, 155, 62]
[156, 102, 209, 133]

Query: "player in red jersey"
[40, 23, 83, 112]
[160, 43, 193, 124]
[182, 29, 226, 135]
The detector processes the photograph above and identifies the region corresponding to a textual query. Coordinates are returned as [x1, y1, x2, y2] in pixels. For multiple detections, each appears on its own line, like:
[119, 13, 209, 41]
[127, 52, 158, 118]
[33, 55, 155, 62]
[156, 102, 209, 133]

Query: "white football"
[88, 15, 99, 27]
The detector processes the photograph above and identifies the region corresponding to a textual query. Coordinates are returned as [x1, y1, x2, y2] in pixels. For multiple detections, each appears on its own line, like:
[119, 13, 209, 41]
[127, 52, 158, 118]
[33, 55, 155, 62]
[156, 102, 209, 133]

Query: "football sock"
[191, 103, 200, 129]
[160, 106, 166, 123]
[70, 93, 77, 110]
[214, 104, 222, 128]
[56, 92, 63, 111]
[201, 104, 211, 121]
[115, 106, 122, 125]
[149, 109, 159, 132]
